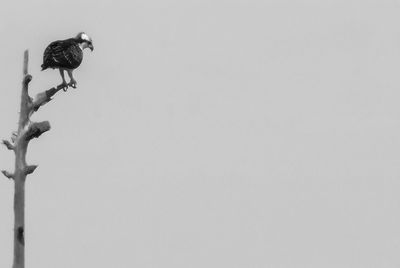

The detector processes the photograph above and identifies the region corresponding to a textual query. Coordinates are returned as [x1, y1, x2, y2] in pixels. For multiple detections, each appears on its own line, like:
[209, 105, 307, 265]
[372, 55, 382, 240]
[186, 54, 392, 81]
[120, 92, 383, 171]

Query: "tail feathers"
[41, 64, 47, 71]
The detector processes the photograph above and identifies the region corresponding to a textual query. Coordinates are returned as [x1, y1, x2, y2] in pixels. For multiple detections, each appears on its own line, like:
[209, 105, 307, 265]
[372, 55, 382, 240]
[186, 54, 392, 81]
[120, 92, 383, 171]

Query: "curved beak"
[89, 43, 94, 51]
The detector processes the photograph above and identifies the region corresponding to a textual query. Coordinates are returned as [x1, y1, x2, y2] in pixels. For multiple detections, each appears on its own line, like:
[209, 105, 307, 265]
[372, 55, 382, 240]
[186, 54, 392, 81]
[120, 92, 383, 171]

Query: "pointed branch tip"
[23, 50, 29, 75]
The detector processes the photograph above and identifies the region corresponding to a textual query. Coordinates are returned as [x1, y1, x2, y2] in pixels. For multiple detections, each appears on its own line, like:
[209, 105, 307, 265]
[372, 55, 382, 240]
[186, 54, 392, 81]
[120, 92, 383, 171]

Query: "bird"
[41, 32, 94, 91]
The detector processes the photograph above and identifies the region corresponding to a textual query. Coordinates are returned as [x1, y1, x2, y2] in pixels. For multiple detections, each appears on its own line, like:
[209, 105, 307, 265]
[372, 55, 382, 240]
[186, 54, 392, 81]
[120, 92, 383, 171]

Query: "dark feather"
[41, 38, 83, 70]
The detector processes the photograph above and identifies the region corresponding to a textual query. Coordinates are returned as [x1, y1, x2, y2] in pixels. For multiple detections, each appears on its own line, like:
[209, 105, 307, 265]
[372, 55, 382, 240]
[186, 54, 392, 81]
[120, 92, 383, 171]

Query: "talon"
[60, 81, 68, 92]
[68, 79, 77, 89]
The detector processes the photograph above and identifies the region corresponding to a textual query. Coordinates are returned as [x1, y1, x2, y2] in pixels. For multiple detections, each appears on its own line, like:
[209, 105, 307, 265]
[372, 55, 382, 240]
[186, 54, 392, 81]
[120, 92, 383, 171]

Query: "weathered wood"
[32, 84, 68, 112]
[3, 50, 65, 268]
[12, 50, 30, 268]
[0, 48, 71, 268]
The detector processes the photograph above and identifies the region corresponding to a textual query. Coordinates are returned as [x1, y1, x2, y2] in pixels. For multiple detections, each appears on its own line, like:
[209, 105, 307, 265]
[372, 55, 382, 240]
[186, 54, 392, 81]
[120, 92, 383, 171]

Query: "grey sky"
[1, 0, 400, 267]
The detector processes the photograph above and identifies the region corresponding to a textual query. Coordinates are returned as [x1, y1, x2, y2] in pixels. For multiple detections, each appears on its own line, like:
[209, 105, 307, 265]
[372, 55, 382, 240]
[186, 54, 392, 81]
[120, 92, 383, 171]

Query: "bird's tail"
[41, 64, 47, 71]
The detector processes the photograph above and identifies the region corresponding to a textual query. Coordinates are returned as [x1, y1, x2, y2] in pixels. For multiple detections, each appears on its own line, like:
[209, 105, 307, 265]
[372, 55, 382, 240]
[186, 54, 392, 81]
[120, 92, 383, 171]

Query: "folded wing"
[42, 39, 83, 70]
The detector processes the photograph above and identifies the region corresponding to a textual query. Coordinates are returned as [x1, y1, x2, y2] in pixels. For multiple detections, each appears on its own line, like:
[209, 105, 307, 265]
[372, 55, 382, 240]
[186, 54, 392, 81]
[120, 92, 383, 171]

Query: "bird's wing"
[43, 39, 83, 69]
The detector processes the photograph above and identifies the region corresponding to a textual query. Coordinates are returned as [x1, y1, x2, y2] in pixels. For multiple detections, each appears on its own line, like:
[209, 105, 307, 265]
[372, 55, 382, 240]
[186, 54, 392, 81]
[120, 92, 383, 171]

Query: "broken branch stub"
[2, 139, 15, 150]
[1, 170, 14, 180]
[24, 165, 38, 175]
[24, 121, 51, 141]
[23, 74, 32, 86]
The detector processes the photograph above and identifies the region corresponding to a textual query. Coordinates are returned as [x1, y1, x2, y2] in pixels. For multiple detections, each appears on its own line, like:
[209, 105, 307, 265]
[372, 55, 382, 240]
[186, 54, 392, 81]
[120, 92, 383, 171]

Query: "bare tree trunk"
[2, 50, 69, 268]
[12, 51, 30, 268]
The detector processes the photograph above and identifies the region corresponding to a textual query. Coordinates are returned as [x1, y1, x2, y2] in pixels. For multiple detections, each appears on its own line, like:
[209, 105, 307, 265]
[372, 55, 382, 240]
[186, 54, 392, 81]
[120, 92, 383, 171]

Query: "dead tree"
[2, 50, 69, 268]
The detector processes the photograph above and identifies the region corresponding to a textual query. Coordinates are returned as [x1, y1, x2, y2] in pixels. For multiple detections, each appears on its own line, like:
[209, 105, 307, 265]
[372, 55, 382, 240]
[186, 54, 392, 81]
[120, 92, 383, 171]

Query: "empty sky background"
[1, 0, 400, 267]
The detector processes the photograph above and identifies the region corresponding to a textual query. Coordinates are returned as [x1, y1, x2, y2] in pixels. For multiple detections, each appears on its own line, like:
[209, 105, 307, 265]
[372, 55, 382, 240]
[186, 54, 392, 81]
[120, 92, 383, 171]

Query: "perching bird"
[41, 32, 94, 91]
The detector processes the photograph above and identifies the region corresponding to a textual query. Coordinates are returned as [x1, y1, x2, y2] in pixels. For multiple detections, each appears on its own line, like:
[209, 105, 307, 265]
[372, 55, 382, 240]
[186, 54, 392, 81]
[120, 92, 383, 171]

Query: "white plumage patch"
[81, 33, 90, 41]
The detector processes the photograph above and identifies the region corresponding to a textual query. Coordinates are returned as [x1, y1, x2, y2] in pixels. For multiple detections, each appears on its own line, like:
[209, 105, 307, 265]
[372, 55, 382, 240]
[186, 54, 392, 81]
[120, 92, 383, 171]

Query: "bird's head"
[75, 32, 94, 51]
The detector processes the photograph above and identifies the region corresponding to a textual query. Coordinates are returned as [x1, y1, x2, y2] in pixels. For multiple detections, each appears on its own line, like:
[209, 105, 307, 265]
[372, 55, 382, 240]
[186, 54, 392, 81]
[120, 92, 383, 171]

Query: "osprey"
[41, 32, 94, 91]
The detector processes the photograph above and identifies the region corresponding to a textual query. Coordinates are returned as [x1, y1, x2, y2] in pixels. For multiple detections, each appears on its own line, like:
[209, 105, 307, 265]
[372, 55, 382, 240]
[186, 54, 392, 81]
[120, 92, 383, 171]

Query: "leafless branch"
[31, 84, 67, 112]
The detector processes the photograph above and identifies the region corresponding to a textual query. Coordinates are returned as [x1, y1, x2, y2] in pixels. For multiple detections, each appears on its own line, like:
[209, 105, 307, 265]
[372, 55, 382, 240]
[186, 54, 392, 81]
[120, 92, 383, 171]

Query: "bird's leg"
[59, 69, 68, 91]
[67, 69, 77, 88]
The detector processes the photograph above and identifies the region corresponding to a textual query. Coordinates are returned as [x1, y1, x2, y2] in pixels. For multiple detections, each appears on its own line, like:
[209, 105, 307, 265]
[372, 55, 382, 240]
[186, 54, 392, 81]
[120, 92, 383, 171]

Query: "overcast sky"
[1, 0, 400, 267]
